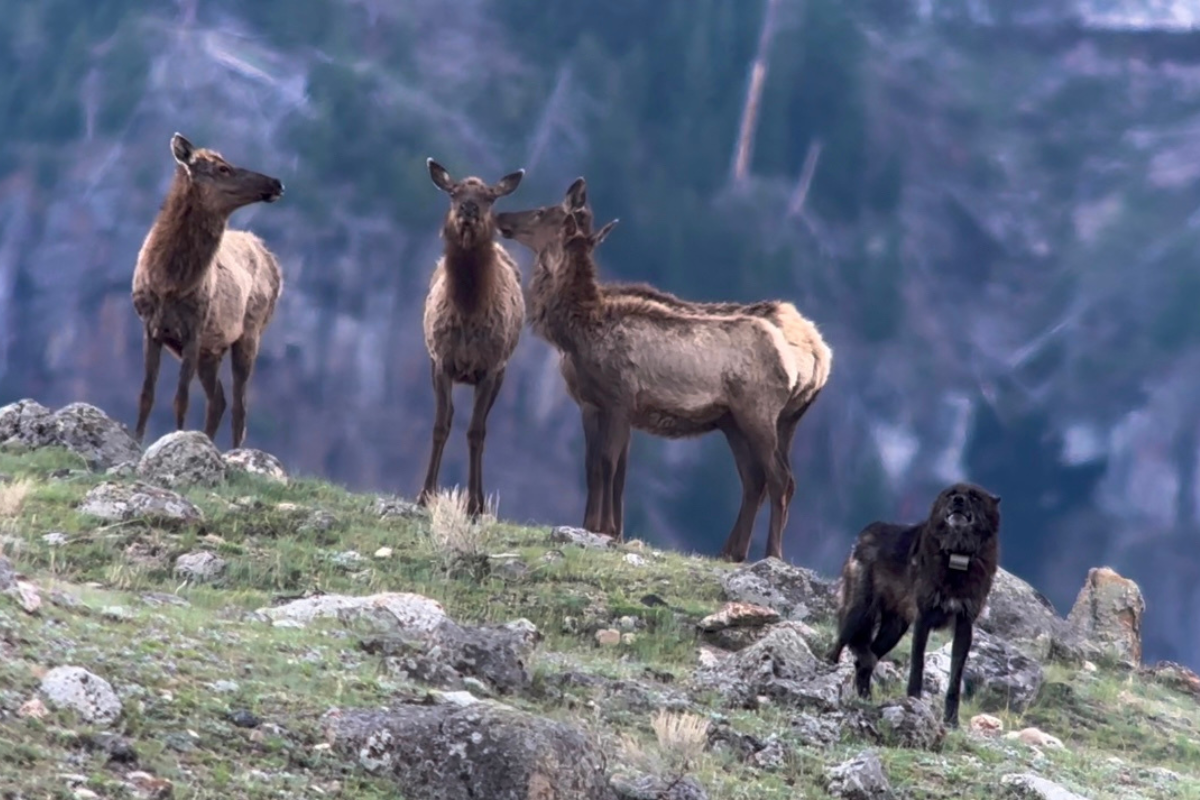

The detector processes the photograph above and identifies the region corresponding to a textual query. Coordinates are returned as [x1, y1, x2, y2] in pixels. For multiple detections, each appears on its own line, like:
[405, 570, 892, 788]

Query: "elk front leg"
[135, 328, 163, 443]
[466, 368, 505, 519]
[716, 421, 766, 562]
[418, 362, 454, 507]
[172, 331, 201, 434]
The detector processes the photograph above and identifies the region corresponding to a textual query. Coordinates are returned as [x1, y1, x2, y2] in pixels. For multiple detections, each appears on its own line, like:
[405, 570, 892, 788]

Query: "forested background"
[2, 0, 1200, 667]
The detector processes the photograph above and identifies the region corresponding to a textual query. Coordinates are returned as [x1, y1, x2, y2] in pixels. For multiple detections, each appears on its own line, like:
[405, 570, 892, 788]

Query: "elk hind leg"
[717, 421, 767, 563]
[229, 336, 260, 449]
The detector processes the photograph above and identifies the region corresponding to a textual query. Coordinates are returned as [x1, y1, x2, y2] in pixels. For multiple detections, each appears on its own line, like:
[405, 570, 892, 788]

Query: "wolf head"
[927, 482, 1001, 562]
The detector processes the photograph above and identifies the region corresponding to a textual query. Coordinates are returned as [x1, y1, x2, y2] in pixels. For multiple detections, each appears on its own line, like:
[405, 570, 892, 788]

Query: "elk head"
[170, 133, 284, 217]
[428, 158, 525, 250]
[496, 177, 598, 253]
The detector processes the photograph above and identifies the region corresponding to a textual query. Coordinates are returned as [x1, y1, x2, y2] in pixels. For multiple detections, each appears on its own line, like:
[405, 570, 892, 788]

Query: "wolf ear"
[989, 493, 1001, 505]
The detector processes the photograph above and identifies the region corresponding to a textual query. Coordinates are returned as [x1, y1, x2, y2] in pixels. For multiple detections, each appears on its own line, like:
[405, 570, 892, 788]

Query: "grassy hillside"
[0, 445, 1197, 799]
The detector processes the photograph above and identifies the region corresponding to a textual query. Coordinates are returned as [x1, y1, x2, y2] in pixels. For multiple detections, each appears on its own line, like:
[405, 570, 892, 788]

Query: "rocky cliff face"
[1, 1, 1199, 667]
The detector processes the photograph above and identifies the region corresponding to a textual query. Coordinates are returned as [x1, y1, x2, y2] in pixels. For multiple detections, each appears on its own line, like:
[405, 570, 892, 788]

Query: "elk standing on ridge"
[501, 195, 802, 562]
[497, 181, 831, 560]
[131, 132, 285, 450]
[418, 159, 526, 518]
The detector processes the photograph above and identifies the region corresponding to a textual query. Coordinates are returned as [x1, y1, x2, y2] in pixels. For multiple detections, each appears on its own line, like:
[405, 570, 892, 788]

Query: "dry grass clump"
[617, 709, 712, 780]
[0, 478, 33, 519]
[426, 487, 498, 579]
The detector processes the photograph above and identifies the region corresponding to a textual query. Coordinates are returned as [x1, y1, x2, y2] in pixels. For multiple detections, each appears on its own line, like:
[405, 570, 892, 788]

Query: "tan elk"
[418, 158, 526, 518]
[131, 132, 285, 450]
[497, 180, 831, 560]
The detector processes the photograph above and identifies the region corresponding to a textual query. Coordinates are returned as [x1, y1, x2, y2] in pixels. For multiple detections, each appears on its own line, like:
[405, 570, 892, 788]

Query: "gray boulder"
[137, 431, 227, 488]
[1001, 773, 1092, 800]
[611, 773, 708, 800]
[324, 702, 615, 800]
[923, 630, 1044, 714]
[78, 481, 203, 524]
[825, 750, 894, 800]
[0, 399, 58, 449]
[40, 666, 122, 726]
[223, 448, 288, 483]
[720, 558, 838, 623]
[52, 403, 141, 470]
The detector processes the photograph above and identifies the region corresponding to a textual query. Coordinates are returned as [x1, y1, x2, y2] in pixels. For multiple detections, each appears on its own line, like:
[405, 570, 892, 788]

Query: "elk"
[131, 132, 285, 450]
[497, 180, 831, 561]
[418, 158, 526, 518]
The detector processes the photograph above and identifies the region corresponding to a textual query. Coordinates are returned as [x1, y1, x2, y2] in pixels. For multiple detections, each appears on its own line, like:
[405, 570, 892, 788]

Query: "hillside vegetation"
[0, 401, 1197, 799]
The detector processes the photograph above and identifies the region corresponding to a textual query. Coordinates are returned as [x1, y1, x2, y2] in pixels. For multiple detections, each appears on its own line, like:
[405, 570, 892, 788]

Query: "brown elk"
[496, 180, 831, 561]
[131, 132, 285, 450]
[418, 158, 526, 518]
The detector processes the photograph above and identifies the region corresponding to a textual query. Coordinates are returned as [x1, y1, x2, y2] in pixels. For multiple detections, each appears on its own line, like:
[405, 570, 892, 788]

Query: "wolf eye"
[218, 165, 232, 176]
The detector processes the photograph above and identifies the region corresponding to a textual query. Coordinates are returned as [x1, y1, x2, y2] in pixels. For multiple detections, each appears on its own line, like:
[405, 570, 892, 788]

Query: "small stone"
[42, 531, 69, 546]
[102, 605, 132, 620]
[40, 666, 122, 726]
[825, 749, 894, 799]
[624, 552, 647, 567]
[1081, 661, 1097, 673]
[229, 709, 261, 728]
[438, 690, 482, 707]
[210, 680, 239, 693]
[174, 551, 227, 582]
[1000, 773, 1090, 800]
[374, 547, 394, 559]
[125, 770, 173, 799]
[621, 633, 638, 645]
[73, 790, 100, 800]
[969, 713, 1003, 737]
[595, 628, 622, 646]
[332, 550, 366, 569]
[223, 448, 288, 484]
[17, 697, 48, 719]
[374, 496, 425, 519]
[550, 526, 613, 550]
[7, 579, 41, 614]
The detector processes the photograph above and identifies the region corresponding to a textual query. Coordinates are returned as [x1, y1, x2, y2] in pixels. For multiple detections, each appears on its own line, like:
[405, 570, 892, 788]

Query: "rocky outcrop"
[323, 701, 616, 800]
[1066, 567, 1145, 666]
[719, 558, 838, 623]
[0, 399, 140, 469]
[78, 481, 203, 524]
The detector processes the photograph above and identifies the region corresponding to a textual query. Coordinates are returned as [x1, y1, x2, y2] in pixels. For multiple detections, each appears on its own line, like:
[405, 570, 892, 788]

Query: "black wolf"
[826, 482, 1001, 727]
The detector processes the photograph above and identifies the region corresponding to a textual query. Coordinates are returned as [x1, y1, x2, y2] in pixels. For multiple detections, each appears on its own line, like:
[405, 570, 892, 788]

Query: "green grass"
[1, 446, 1198, 798]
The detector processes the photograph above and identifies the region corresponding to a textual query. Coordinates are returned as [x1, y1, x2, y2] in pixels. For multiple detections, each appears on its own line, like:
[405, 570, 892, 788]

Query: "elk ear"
[171, 133, 196, 169]
[562, 212, 580, 240]
[592, 218, 619, 246]
[565, 177, 587, 210]
[427, 158, 456, 193]
[492, 168, 525, 198]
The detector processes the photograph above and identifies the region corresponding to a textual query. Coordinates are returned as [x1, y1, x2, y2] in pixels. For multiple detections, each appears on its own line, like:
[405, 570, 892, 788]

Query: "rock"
[42, 531, 69, 546]
[978, 568, 1083, 661]
[790, 712, 845, 747]
[229, 709, 261, 728]
[1000, 773, 1091, 799]
[969, 713, 1004, 736]
[137, 431, 227, 488]
[51, 403, 142, 470]
[362, 617, 536, 695]
[692, 622, 850, 711]
[1005, 727, 1065, 749]
[1066, 567, 1145, 666]
[78, 481, 203, 524]
[922, 630, 1044, 713]
[550, 526, 613, 549]
[6, 578, 41, 614]
[324, 702, 615, 800]
[541, 671, 691, 717]
[173, 551, 227, 582]
[0, 555, 14, 591]
[40, 666, 122, 726]
[869, 697, 946, 750]
[697, 602, 784, 651]
[374, 495, 425, 519]
[106, 460, 138, 478]
[223, 448, 288, 483]
[825, 750, 894, 800]
[623, 552, 647, 567]
[257, 591, 447, 631]
[1140, 660, 1200, 698]
[747, 735, 790, 771]
[332, 550, 366, 569]
[374, 546, 394, 559]
[0, 399, 58, 449]
[611, 773, 708, 800]
[720, 557, 838, 622]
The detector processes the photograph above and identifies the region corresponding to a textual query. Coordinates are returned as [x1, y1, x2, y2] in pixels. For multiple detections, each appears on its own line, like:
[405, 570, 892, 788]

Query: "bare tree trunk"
[786, 139, 823, 217]
[730, 0, 784, 186]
